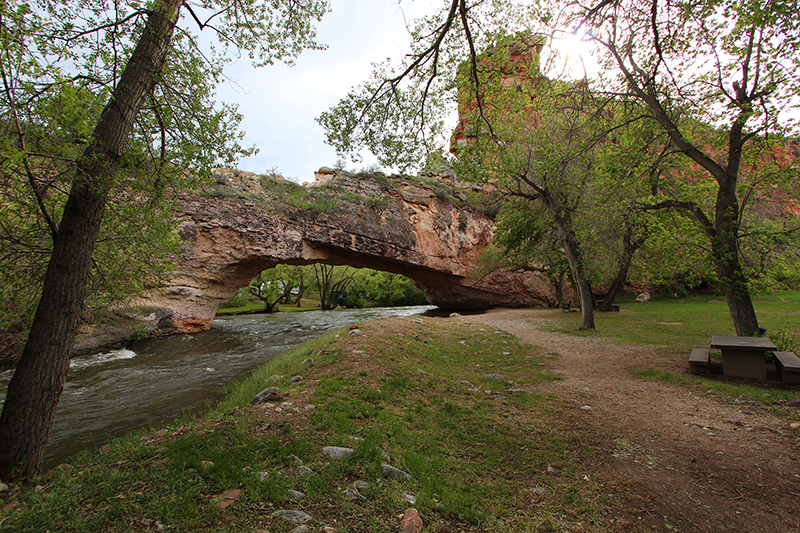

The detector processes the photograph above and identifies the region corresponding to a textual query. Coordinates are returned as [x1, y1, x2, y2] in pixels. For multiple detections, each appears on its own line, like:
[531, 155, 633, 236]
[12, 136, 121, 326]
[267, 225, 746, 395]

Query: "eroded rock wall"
[124, 169, 556, 337]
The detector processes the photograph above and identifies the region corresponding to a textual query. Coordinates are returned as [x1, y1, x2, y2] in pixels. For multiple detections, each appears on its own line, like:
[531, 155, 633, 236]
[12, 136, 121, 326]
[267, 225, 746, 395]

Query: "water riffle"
[0, 306, 433, 470]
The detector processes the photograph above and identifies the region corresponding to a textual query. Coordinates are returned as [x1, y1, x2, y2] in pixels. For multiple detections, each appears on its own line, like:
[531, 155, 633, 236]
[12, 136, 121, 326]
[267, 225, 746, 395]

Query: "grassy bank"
[1, 295, 799, 532]
[0, 315, 624, 532]
[215, 297, 323, 315]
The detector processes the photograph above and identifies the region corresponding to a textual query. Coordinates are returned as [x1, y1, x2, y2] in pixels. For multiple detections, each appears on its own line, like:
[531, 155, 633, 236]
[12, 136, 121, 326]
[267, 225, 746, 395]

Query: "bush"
[219, 295, 249, 309]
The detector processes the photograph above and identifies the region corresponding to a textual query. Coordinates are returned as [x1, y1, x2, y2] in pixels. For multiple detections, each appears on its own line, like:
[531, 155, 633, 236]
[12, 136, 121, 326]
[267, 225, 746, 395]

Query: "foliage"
[0, 0, 327, 332]
[317, 0, 553, 171]
[583, 0, 800, 333]
[320, 0, 800, 332]
[341, 269, 428, 308]
[312, 264, 355, 310]
[0, 0, 331, 479]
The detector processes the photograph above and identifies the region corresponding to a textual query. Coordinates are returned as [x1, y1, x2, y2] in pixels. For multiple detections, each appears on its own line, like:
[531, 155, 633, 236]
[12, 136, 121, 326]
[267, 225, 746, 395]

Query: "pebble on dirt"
[401, 508, 424, 533]
[274, 509, 312, 523]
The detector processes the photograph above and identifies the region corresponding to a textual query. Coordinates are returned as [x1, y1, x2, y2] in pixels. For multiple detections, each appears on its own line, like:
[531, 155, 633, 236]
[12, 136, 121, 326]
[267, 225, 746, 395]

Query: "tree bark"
[600, 227, 645, 311]
[714, 180, 760, 336]
[550, 208, 595, 329]
[0, 0, 182, 480]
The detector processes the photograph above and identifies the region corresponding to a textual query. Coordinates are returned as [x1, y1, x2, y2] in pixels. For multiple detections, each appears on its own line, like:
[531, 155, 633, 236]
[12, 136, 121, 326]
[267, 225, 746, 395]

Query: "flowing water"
[0, 305, 434, 470]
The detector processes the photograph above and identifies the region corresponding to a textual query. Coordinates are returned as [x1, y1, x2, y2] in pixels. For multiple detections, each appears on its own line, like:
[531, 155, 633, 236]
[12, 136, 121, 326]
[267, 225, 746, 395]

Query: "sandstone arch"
[120, 169, 556, 338]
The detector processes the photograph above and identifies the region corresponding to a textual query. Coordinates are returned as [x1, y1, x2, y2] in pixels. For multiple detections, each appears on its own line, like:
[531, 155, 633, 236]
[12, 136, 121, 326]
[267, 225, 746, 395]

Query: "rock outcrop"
[109, 168, 556, 338]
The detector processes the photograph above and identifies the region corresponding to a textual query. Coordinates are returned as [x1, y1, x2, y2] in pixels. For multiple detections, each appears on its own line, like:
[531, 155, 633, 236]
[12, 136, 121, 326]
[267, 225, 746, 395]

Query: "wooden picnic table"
[710, 335, 777, 380]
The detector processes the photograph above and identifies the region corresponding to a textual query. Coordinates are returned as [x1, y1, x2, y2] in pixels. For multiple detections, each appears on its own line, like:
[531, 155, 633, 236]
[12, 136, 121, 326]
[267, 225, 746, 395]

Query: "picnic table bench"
[690, 336, 799, 382]
[710, 336, 777, 381]
[775, 351, 800, 384]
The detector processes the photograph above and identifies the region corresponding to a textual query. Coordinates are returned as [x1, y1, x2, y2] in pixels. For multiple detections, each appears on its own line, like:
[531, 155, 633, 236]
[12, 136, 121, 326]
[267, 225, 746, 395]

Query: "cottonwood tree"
[583, 0, 800, 335]
[313, 264, 354, 310]
[0, 0, 328, 480]
[453, 42, 618, 329]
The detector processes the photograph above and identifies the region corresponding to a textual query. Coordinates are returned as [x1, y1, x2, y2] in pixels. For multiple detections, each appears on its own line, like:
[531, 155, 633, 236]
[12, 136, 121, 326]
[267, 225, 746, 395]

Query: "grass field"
[548, 290, 800, 351]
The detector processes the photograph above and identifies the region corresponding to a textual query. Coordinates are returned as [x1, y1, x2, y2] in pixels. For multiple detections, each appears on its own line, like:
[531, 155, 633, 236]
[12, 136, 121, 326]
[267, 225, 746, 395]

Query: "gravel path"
[458, 308, 800, 533]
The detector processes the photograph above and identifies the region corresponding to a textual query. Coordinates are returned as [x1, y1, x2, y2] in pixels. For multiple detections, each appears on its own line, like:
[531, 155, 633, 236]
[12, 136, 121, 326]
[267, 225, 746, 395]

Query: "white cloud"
[217, 1, 439, 182]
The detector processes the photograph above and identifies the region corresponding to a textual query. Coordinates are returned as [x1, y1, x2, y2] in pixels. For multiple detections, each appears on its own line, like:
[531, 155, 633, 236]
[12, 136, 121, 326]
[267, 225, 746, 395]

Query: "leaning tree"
[0, 0, 328, 480]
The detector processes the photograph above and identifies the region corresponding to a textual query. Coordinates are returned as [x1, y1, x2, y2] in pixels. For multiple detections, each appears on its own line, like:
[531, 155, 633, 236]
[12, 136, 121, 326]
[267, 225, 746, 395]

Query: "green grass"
[3, 294, 799, 532]
[0, 318, 615, 532]
[215, 297, 323, 315]
[545, 290, 800, 351]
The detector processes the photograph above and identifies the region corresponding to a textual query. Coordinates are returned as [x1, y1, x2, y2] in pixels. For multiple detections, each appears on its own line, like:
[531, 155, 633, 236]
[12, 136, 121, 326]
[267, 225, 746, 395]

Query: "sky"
[215, 1, 441, 184]
[213, 1, 596, 184]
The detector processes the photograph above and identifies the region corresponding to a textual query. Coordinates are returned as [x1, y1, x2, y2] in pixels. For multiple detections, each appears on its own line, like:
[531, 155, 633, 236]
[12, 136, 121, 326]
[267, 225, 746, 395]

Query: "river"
[0, 305, 434, 471]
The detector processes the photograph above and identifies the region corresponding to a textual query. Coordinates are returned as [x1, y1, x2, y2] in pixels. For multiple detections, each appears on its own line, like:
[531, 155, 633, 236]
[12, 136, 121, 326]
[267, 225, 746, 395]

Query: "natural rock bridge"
[100, 168, 555, 343]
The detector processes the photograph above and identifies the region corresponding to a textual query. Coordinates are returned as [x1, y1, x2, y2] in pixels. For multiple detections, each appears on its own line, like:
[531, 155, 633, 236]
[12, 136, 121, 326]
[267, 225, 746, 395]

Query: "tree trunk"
[714, 183, 759, 336]
[551, 210, 595, 329]
[0, 0, 182, 480]
[600, 227, 645, 311]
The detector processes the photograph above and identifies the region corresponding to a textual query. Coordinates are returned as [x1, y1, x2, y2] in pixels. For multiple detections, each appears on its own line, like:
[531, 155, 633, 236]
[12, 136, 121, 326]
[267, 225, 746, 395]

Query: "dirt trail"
[459, 308, 800, 533]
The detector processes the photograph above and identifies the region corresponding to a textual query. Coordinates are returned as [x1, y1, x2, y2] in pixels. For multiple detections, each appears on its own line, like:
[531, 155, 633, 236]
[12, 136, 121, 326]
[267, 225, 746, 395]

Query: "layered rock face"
[132, 168, 555, 336]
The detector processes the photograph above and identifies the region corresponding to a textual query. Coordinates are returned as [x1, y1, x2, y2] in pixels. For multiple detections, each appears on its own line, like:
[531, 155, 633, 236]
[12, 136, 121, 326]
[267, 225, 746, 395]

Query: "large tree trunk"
[0, 0, 182, 480]
[551, 210, 595, 329]
[715, 181, 759, 336]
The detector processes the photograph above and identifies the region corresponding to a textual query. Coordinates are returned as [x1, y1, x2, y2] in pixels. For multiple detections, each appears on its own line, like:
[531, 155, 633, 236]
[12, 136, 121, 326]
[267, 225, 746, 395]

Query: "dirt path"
[458, 308, 800, 533]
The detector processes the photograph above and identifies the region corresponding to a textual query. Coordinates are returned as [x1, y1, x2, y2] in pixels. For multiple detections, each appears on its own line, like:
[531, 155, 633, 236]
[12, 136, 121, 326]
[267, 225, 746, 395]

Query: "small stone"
[287, 489, 306, 501]
[459, 380, 475, 388]
[416, 369, 430, 376]
[449, 312, 461, 317]
[297, 465, 315, 476]
[95, 444, 111, 455]
[348, 329, 363, 337]
[354, 480, 370, 490]
[250, 387, 282, 405]
[258, 471, 269, 482]
[483, 373, 508, 383]
[151, 459, 167, 469]
[401, 508, 424, 533]
[0, 483, 8, 492]
[322, 446, 355, 460]
[403, 492, 417, 504]
[322, 527, 337, 533]
[290, 375, 303, 383]
[214, 488, 242, 510]
[290, 526, 311, 533]
[580, 405, 592, 410]
[304, 404, 316, 411]
[382, 463, 412, 481]
[506, 389, 531, 395]
[274, 509, 312, 523]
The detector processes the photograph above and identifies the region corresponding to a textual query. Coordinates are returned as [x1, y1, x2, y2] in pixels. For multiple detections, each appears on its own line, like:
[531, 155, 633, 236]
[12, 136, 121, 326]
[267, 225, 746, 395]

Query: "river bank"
[0, 306, 435, 471]
[2, 308, 799, 532]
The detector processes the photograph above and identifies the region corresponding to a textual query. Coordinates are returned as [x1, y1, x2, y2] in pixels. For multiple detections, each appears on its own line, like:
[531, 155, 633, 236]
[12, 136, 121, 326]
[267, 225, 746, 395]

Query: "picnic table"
[710, 336, 777, 381]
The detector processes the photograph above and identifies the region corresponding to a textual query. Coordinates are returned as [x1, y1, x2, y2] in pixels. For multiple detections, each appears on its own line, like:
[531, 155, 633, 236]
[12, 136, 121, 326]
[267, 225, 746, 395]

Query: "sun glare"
[546, 31, 599, 81]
